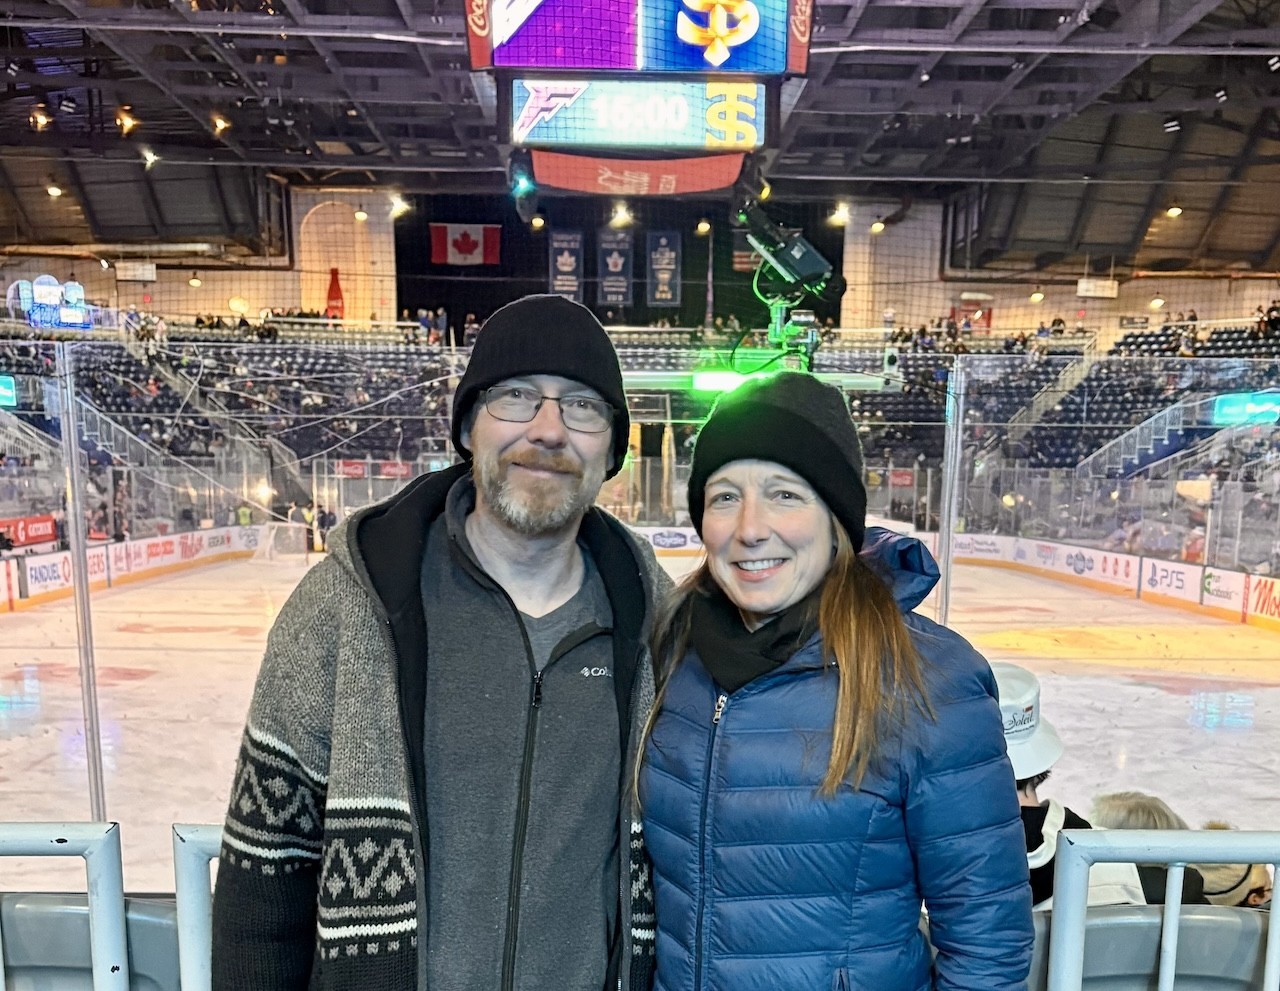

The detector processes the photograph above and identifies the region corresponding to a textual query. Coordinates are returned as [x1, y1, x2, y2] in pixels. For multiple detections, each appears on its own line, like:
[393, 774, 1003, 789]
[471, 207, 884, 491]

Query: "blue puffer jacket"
[640, 528, 1033, 991]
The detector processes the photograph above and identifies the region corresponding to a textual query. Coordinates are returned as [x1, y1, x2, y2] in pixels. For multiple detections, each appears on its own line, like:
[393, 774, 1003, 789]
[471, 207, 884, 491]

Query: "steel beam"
[1066, 113, 1120, 250]
[1124, 123, 1196, 259]
[0, 160, 37, 242]
[1191, 110, 1275, 260]
[62, 157, 103, 240]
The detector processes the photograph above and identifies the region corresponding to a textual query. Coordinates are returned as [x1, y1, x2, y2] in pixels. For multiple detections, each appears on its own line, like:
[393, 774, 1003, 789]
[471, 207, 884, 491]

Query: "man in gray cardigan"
[212, 295, 665, 991]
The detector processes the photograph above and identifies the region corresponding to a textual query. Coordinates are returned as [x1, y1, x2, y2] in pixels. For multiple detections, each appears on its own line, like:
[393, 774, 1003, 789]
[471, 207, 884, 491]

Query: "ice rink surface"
[2, 549, 1277, 892]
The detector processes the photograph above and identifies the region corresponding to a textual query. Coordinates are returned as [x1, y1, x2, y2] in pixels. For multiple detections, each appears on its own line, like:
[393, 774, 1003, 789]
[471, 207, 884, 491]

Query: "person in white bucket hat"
[992, 663, 1145, 909]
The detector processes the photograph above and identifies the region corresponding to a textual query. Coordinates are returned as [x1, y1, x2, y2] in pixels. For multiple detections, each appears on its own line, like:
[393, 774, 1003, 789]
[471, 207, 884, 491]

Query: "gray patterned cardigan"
[211, 464, 660, 990]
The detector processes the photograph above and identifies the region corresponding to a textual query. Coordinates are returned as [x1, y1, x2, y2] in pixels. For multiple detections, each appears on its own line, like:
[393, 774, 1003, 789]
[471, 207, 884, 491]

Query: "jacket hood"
[859, 526, 940, 612]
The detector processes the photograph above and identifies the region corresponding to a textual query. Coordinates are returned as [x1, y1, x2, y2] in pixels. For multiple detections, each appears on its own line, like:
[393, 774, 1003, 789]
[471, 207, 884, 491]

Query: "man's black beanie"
[451, 294, 630, 478]
[688, 371, 868, 551]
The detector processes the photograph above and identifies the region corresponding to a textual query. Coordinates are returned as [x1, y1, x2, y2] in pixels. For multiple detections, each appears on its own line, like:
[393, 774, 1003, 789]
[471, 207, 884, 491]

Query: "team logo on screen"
[677, 0, 760, 67]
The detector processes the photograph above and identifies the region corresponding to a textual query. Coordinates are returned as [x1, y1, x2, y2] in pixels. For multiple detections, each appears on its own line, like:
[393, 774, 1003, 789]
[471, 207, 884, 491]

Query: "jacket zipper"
[693, 692, 728, 990]
[618, 645, 643, 991]
[501, 664, 543, 991]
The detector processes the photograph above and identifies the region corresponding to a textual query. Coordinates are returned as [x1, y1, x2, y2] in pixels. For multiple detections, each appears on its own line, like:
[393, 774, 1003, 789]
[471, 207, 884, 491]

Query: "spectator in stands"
[463, 312, 481, 346]
[993, 662, 1144, 909]
[316, 505, 336, 550]
[1267, 300, 1280, 336]
[1050, 315, 1066, 333]
[1186, 308, 1199, 326]
[1091, 792, 1210, 905]
[640, 371, 1033, 991]
[1194, 823, 1272, 908]
[211, 294, 665, 991]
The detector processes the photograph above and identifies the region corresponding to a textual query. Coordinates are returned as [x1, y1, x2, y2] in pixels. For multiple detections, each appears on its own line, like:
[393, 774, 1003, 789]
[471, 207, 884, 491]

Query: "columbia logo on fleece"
[581, 666, 612, 678]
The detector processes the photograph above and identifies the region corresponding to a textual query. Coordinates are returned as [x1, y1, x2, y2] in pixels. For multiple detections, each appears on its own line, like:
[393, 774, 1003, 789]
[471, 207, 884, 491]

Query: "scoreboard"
[469, 0, 812, 76]
[507, 78, 768, 150]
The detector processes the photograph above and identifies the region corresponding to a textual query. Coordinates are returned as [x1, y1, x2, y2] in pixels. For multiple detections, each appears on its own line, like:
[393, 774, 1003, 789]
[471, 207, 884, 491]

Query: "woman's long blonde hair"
[642, 520, 932, 797]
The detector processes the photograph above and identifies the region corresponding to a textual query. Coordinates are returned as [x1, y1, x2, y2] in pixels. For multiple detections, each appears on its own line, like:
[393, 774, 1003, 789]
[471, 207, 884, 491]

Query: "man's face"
[463, 374, 614, 536]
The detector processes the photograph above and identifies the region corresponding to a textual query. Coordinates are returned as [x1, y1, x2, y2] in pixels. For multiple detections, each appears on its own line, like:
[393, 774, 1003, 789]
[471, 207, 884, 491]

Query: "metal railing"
[172, 823, 223, 991]
[1048, 829, 1280, 991]
[0, 822, 129, 990]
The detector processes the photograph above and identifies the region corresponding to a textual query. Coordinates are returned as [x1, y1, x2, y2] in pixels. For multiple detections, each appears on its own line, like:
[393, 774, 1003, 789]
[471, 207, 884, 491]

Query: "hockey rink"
[1, 550, 1278, 892]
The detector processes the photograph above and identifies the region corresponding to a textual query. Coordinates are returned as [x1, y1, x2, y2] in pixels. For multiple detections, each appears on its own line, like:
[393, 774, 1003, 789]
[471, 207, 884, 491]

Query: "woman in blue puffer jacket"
[639, 371, 1033, 991]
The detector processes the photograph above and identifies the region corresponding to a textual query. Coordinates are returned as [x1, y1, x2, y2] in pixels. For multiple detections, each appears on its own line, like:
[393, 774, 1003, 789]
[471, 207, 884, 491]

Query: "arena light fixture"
[5, 60, 18, 78]
[695, 218, 711, 235]
[609, 201, 633, 228]
[1149, 294, 1165, 310]
[826, 203, 850, 227]
[1270, 55, 1280, 72]
[353, 205, 368, 222]
[1215, 88, 1228, 103]
[212, 115, 231, 134]
[1162, 117, 1181, 133]
[919, 70, 930, 83]
[1029, 288, 1045, 304]
[529, 213, 546, 230]
[188, 271, 202, 288]
[59, 95, 77, 114]
[116, 108, 138, 135]
[29, 105, 52, 131]
[46, 182, 63, 198]
[389, 194, 411, 219]
[99, 258, 110, 270]
[141, 147, 160, 169]
[868, 218, 885, 234]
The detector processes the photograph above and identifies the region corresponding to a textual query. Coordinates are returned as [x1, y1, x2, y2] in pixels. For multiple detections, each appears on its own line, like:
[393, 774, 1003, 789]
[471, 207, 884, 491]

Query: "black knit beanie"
[688, 371, 867, 551]
[451, 294, 630, 478]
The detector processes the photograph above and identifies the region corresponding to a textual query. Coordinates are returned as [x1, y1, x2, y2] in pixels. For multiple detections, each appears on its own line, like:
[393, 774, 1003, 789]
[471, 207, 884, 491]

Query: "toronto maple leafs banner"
[548, 230, 584, 303]
[597, 229, 633, 307]
[647, 231, 682, 308]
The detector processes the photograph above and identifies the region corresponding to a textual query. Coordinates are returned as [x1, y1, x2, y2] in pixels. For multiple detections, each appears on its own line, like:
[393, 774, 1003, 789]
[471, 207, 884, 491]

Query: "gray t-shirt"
[521, 551, 611, 672]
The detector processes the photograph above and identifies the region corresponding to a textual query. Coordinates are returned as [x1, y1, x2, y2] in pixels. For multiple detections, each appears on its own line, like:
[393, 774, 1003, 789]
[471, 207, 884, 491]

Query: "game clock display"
[509, 77, 767, 150]
[473, 0, 799, 74]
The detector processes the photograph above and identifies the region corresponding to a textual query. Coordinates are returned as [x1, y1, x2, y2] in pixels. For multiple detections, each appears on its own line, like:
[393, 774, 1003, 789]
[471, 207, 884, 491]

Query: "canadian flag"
[429, 223, 501, 266]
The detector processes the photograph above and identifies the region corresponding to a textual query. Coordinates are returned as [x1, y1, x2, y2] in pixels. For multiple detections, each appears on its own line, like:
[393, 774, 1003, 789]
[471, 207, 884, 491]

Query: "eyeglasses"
[481, 385, 614, 433]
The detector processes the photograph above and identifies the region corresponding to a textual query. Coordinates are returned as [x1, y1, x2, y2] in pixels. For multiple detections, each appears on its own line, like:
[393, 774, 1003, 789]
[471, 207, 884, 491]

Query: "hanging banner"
[597, 229, 634, 307]
[647, 231, 682, 308]
[549, 230, 584, 303]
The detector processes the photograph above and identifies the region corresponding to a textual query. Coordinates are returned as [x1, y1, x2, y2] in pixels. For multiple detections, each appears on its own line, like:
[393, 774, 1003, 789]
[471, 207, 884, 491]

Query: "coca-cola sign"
[788, 0, 813, 74]
[465, 0, 493, 69]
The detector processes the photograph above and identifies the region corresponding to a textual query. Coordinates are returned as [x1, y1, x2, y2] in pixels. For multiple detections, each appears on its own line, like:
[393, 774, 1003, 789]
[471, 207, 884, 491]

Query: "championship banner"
[549, 230, 585, 303]
[597, 229, 634, 307]
[647, 231, 682, 308]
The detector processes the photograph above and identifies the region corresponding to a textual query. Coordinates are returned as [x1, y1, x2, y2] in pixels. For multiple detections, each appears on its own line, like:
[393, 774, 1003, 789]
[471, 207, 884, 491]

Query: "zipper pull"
[531, 671, 544, 708]
[712, 693, 727, 724]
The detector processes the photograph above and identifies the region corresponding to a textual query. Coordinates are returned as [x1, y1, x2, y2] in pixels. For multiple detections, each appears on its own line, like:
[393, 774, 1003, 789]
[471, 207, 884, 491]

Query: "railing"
[0, 822, 129, 990]
[1048, 828, 1280, 991]
[171, 823, 223, 991]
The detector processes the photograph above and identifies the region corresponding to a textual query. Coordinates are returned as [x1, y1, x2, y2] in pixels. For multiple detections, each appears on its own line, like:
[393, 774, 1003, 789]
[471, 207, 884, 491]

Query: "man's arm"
[211, 561, 340, 990]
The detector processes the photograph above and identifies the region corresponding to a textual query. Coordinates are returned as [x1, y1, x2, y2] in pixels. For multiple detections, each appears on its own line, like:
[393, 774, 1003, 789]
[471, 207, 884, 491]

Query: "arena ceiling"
[2, 0, 1280, 275]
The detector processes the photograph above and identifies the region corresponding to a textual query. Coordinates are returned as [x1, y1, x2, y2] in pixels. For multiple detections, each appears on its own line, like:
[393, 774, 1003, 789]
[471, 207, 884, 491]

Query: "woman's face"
[701, 459, 835, 630]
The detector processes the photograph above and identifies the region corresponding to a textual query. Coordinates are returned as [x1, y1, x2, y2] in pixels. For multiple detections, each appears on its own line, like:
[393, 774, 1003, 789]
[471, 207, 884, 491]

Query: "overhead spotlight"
[1149, 294, 1165, 310]
[28, 105, 52, 131]
[735, 154, 772, 206]
[1215, 87, 1228, 103]
[1162, 117, 1181, 133]
[829, 203, 850, 226]
[1165, 204, 1183, 218]
[5, 60, 18, 78]
[609, 201, 633, 228]
[46, 182, 63, 198]
[354, 205, 368, 221]
[508, 148, 539, 223]
[869, 218, 885, 234]
[695, 218, 711, 235]
[212, 114, 231, 133]
[389, 194, 411, 219]
[1029, 288, 1045, 303]
[188, 271, 202, 288]
[100, 258, 111, 270]
[1010, 58, 1026, 71]
[116, 108, 138, 135]
[142, 147, 160, 168]
[58, 95, 77, 114]
[1269, 55, 1280, 72]
[529, 213, 546, 230]
[919, 70, 931, 82]
[346, 106, 360, 117]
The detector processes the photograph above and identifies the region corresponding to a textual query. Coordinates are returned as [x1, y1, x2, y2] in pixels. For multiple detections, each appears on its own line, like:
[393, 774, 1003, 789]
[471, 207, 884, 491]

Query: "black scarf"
[690, 586, 821, 694]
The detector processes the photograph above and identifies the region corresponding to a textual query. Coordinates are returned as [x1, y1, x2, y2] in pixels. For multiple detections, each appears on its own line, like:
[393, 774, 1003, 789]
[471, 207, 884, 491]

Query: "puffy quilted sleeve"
[900, 623, 1034, 991]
